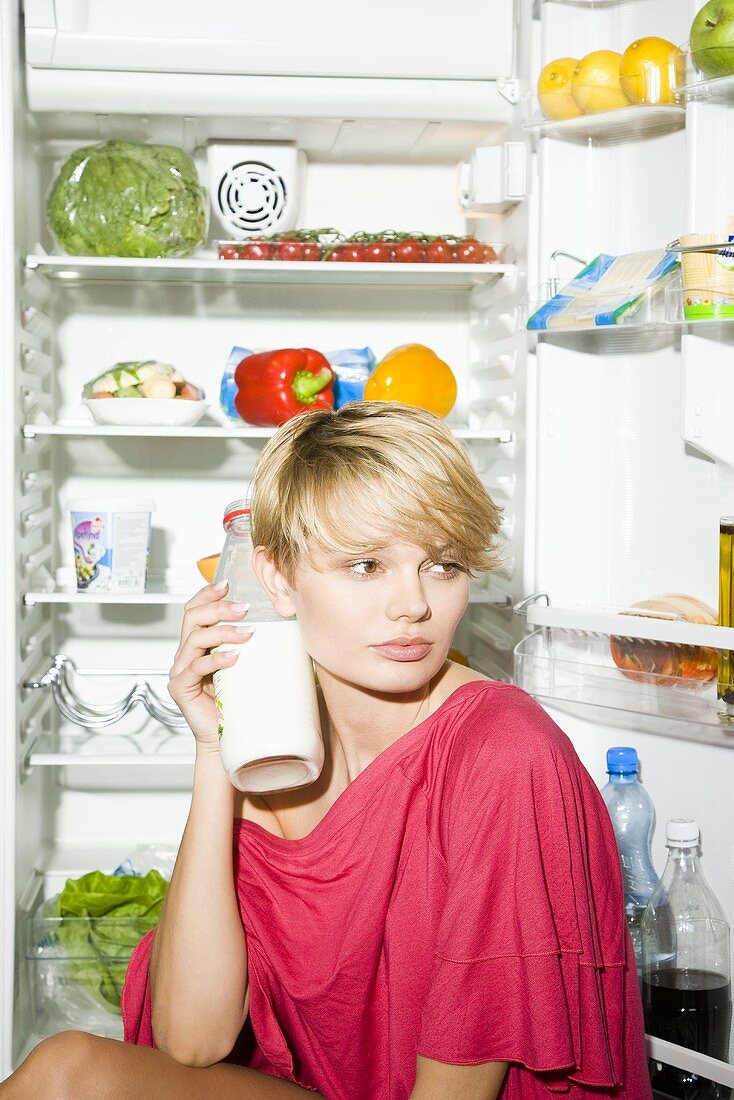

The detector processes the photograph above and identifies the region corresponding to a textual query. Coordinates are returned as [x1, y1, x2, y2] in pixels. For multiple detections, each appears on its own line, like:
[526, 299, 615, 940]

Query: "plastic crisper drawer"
[22, 872, 148, 1040]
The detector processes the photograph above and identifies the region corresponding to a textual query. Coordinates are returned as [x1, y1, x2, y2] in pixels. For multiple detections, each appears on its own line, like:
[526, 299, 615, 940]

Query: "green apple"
[691, 0, 734, 78]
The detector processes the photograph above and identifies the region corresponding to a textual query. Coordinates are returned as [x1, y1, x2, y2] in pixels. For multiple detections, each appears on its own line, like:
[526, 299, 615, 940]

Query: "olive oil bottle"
[719, 516, 734, 720]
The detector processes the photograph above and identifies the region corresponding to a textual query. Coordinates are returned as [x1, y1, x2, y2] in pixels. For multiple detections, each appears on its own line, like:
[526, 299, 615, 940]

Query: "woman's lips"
[372, 642, 432, 662]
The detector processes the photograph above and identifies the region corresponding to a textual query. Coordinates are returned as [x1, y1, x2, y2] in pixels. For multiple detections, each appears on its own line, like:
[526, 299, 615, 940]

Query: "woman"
[1, 402, 650, 1099]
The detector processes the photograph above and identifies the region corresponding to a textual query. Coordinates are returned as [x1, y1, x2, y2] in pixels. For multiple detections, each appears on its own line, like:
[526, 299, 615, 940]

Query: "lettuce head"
[47, 140, 208, 258]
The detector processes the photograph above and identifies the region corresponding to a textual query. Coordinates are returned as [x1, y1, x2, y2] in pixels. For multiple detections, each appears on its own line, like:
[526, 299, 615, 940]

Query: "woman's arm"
[148, 583, 253, 1067]
[410, 1055, 508, 1100]
[149, 747, 248, 1066]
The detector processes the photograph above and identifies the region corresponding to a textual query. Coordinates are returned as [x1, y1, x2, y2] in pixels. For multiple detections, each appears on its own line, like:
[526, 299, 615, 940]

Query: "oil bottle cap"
[666, 819, 699, 848]
[606, 746, 638, 776]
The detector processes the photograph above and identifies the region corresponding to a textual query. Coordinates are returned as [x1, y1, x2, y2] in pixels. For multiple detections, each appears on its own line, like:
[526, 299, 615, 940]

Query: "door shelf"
[24, 252, 514, 289]
[22, 420, 513, 444]
[514, 601, 734, 749]
[524, 103, 685, 144]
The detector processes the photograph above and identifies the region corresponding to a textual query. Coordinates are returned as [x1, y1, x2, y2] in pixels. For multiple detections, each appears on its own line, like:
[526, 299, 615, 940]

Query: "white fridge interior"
[2, 0, 734, 1091]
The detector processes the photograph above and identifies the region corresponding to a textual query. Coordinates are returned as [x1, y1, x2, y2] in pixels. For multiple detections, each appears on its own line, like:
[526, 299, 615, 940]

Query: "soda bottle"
[642, 819, 732, 1100]
[601, 746, 660, 972]
[212, 499, 324, 794]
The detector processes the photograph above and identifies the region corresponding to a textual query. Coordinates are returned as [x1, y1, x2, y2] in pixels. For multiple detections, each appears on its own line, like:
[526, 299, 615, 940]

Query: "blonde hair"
[251, 401, 502, 586]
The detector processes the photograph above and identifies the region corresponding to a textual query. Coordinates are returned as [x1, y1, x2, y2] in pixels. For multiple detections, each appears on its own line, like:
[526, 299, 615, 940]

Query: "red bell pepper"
[234, 348, 335, 427]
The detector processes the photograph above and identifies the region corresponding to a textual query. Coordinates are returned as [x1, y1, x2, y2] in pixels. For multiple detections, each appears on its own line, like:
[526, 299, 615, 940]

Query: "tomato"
[455, 238, 484, 264]
[219, 243, 239, 260]
[239, 240, 273, 260]
[301, 242, 323, 261]
[364, 240, 395, 263]
[327, 244, 366, 262]
[91, 391, 114, 399]
[482, 244, 498, 263]
[274, 239, 305, 261]
[425, 238, 456, 263]
[394, 237, 425, 263]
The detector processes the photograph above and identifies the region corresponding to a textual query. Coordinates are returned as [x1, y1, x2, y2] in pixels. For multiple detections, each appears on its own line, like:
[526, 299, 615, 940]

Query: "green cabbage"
[47, 140, 208, 258]
[43, 869, 168, 1014]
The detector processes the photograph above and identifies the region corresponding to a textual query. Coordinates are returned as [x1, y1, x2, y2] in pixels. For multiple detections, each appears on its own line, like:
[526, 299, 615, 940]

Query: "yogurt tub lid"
[68, 499, 156, 513]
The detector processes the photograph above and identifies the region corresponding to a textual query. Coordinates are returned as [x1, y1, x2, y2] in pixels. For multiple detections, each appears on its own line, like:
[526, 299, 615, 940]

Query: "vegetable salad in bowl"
[83, 362, 208, 427]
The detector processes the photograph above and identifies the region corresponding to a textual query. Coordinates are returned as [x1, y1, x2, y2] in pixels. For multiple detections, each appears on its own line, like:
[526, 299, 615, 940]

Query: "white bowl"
[83, 398, 209, 428]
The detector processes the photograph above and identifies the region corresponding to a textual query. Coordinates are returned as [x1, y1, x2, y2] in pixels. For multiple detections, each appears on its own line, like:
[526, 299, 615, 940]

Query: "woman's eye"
[431, 562, 466, 578]
[349, 560, 380, 577]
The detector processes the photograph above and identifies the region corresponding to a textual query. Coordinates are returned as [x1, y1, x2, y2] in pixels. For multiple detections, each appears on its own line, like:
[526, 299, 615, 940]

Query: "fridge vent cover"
[207, 143, 305, 239]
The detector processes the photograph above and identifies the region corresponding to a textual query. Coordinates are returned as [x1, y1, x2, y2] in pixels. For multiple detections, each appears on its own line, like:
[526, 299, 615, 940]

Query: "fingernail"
[214, 579, 228, 591]
[234, 624, 256, 635]
[223, 648, 239, 660]
[231, 602, 250, 614]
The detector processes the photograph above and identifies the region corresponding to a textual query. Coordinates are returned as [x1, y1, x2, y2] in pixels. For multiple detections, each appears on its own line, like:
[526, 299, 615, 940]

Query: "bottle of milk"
[212, 499, 324, 794]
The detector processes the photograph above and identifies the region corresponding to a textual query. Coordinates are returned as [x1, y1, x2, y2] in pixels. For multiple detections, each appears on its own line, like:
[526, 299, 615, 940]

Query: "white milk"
[214, 619, 324, 794]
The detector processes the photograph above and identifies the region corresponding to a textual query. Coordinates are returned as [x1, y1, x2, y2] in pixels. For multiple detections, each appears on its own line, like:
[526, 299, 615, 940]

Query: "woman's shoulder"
[438, 673, 567, 753]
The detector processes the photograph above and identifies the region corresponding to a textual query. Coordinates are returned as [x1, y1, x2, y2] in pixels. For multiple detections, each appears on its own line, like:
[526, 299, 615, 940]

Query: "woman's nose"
[385, 574, 430, 621]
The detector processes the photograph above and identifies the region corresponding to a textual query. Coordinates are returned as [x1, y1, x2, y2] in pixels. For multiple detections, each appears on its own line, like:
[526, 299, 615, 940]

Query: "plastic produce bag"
[327, 347, 376, 408]
[47, 140, 208, 259]
[113, 843, 178, 879]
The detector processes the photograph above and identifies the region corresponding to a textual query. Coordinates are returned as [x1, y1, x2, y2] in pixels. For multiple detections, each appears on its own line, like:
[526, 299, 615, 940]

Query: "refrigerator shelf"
[26, 730, 194, 767]
[23, 585, 501, 607]
[524, 103, 685, 144]
[24, 253, 514, 289]
[21, 421, 514, 444]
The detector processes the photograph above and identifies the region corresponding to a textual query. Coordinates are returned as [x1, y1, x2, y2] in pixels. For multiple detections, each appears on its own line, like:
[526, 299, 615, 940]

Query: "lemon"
[572, 50, 630, 114]
[620, 37, 682, 104]
[537, 57, 583, 120]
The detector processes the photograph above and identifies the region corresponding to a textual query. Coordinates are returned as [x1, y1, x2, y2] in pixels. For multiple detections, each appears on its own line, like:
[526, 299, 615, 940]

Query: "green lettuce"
[44, 870, 168, 1014]
[47, 140, 208, 258]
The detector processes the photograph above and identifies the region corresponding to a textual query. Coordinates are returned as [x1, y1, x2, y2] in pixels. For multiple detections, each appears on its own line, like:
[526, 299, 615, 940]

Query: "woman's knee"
[21, 1031, 102, 1097]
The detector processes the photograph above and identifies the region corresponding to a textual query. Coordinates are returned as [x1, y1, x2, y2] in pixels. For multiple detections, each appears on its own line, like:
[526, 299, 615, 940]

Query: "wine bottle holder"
[24, 655, 187, 730]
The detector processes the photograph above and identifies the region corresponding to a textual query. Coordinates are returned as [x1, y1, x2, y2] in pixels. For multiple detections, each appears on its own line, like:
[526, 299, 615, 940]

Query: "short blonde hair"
[251, 401, 502, 586]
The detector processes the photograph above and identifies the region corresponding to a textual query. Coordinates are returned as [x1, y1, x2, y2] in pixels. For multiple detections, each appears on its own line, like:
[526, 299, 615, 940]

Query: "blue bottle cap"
[606, 746, 638, 776]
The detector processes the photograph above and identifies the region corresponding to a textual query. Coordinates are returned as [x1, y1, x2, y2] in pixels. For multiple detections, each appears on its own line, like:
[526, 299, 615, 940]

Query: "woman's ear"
[251, 546, 297, 618]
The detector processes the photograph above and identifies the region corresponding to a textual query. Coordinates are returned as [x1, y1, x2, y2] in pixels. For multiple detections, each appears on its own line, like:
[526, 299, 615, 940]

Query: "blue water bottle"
[601, 746, 660, 972]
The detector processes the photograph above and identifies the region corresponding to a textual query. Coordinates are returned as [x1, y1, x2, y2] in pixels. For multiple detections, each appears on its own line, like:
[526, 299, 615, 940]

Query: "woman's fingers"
[170, 624, 254, 680]
[169, 644, 251, 703]
[171, 591, 249, 666]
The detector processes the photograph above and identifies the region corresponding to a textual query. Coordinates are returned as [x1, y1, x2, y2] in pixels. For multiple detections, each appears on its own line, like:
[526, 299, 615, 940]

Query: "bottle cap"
[666, 819, 700, 848]
[606, 746, 638, 776]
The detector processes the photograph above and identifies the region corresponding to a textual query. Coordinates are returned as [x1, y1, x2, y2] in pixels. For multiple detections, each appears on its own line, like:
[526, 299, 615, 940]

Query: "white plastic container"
[68, 499, 155, 593]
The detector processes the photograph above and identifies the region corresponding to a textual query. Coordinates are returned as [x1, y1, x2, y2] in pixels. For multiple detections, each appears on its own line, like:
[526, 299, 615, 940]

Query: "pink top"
[122, 681, 651, 1099]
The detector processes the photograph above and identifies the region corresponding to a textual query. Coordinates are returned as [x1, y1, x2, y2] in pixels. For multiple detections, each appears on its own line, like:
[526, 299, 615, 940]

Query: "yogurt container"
[68, 499, 154, 593]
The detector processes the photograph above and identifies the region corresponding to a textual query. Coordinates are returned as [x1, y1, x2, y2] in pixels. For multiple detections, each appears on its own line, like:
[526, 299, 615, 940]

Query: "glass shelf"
[25, 252, 513, 289]
[22, 420, 513, 443]
[524, 103, 685, 144]
[26, 729, 194, 767]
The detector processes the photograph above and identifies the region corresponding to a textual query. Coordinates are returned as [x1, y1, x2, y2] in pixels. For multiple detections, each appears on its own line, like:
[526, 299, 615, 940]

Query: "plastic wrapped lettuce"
[37, 870, 168, 1014]
[47, 140, 208, 258]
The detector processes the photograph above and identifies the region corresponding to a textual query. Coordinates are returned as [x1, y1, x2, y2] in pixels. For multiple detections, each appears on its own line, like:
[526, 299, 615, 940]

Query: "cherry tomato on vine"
[455, 238, 485, 264]
[425, 238, 456, 263]
[364, 240, 395, 262]
[394, 237, 425, 263]
[301, 242, 323, 261]
[274, 239, 305, 261]
[327, 244, 367, 262]
[239, 240, 273, 260]
[483, 244, 498, 263]
[219, 243, 239, 260]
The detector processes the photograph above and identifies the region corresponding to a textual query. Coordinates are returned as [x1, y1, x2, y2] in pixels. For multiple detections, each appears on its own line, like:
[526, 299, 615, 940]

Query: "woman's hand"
[168, 581, 253, 748]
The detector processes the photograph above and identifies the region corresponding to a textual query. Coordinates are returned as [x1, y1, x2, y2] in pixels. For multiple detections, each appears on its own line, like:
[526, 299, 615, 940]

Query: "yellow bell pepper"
[363, 344, 457, 418]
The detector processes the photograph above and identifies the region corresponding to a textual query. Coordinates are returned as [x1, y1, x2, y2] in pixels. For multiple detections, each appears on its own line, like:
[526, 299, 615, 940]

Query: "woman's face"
[263, 536, 470, 695]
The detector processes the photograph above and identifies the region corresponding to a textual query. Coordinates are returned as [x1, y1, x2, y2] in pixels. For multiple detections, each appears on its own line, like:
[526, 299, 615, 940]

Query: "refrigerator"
[2, 0, 734, 1092]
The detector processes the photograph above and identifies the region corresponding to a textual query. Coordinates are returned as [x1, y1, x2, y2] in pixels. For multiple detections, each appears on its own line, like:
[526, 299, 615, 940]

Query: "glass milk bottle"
[212, 499, 324, 793]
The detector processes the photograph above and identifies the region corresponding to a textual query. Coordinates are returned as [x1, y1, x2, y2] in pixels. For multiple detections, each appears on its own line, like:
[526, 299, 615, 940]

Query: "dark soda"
[644, 968, 732, 1099]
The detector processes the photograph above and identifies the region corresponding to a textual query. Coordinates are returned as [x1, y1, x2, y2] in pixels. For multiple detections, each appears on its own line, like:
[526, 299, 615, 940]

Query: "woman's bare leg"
[0, 1031, 324, 1100]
